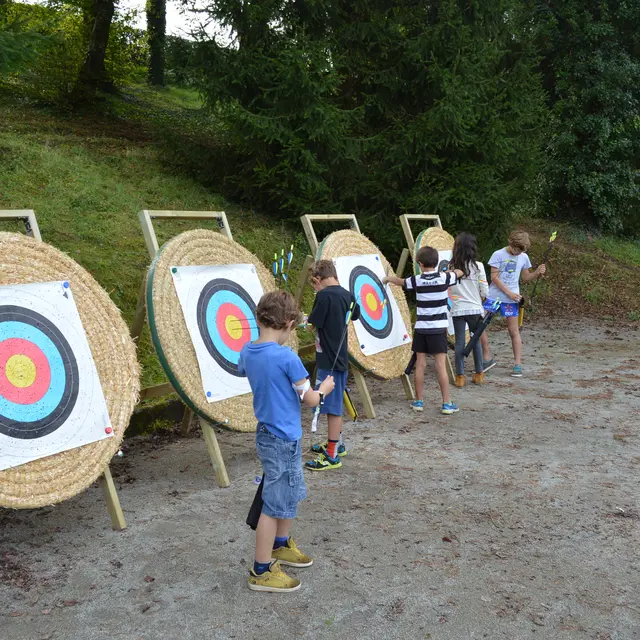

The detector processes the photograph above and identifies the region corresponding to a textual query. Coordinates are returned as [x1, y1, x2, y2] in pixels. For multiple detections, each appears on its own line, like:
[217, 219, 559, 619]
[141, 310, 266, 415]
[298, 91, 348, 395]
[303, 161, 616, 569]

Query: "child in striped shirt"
[384, 246, 463, 415]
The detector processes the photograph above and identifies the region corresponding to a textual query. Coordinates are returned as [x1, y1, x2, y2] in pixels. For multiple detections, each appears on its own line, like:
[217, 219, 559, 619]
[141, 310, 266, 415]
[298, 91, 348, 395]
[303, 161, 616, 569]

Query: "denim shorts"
[256, 423, 307, 519]
[315, 368, 347, 416]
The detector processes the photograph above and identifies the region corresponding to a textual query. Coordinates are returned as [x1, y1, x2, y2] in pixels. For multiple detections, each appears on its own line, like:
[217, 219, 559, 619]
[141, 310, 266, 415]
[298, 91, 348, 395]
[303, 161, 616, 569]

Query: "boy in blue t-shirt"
[485, 230, 546, 377]
[239, 290, 335, 593]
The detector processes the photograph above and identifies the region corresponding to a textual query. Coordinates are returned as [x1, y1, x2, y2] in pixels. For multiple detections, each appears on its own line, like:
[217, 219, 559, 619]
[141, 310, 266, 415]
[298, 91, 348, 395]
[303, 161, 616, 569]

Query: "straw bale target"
[146, 229, 298, 432]
[316, 230, 412, 380]
[0, 233, 139, 509]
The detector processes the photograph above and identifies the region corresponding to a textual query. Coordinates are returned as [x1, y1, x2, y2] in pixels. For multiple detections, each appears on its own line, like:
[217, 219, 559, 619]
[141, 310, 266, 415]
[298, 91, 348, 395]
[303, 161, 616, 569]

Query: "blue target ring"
[0, 306, 79, 440]
[197, 279, 258, 377]
[349, 266, 393, 339]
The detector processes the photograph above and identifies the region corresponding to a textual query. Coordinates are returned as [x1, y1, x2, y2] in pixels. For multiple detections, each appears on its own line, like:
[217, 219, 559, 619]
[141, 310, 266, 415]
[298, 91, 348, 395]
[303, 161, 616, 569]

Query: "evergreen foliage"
[192, 0, 549, 252]
[534, 0, 640, 235]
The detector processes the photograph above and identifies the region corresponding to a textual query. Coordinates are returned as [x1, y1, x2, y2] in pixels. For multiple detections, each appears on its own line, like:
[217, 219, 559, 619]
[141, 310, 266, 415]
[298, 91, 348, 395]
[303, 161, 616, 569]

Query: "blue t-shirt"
[238, 342, 309, 441]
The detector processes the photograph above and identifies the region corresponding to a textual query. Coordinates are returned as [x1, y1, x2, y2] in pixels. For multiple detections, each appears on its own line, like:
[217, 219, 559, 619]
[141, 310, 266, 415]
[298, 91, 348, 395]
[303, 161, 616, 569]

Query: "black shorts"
[412, 331, 448, 355]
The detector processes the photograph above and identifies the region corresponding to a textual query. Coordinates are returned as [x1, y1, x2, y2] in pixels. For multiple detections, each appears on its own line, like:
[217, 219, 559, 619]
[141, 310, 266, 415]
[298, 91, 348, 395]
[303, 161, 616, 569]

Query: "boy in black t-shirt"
[305, 260, 361, 471]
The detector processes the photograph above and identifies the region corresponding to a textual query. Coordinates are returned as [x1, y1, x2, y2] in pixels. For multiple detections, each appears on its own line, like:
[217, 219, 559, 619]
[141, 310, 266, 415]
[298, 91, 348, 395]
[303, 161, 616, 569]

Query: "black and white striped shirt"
[404, 271, 458, 334]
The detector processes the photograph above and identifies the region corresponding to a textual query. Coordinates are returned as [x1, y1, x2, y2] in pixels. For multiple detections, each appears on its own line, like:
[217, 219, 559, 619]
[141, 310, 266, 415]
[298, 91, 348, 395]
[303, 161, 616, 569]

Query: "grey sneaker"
[482, 358, 497, 373]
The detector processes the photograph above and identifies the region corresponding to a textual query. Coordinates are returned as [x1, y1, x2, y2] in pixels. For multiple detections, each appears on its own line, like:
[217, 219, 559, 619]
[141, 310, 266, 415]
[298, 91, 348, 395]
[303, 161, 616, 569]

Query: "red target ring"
[0, 338, 51, 405]
[360, 283, 384, 321]
[215, 302, 253, 352]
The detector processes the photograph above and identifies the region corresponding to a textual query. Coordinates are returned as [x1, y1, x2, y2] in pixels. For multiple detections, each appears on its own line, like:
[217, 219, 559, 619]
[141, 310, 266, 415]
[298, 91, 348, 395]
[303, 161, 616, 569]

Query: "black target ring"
[196, 278, 259, 378]
[349, 266, 393, 339]
[0, 305, 79, 440]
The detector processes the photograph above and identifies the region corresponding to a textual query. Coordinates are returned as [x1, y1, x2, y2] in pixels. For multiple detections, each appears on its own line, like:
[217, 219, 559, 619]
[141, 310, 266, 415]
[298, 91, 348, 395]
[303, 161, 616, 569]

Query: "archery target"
[334, 254, 410, 356]
[171, 264, 263, 403]
[0, 281, 112, 471]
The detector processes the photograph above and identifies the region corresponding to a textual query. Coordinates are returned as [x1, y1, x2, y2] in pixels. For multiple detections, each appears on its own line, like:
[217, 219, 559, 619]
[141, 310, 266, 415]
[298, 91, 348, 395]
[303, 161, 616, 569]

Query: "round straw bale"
[146, 229, 297, 432]
[316, 230, 411, 380]
[0, 233, 139, 509]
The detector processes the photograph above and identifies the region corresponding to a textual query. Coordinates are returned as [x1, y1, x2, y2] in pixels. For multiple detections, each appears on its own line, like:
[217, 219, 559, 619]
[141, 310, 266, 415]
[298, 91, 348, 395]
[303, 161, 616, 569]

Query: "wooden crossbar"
[399, 214, 442, 257]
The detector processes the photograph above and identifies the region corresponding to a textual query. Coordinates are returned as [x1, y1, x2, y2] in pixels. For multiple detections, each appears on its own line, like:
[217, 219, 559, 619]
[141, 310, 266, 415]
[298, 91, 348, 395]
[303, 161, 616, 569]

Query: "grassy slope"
[0, 85, 638, 397]
[0, 86, 312, 391]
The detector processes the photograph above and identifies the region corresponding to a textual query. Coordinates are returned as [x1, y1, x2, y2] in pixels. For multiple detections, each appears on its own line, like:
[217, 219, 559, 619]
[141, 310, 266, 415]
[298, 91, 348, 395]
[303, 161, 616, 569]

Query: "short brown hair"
[310, 259, 337, 280]
[256, 290, 301, 330]
[416, 245, 439, 268]
[508, 230, 531, 252]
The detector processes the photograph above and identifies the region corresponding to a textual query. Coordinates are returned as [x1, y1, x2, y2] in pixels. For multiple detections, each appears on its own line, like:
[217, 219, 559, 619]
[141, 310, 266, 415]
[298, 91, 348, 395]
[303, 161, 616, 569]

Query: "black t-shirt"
[308, 285, 361, 372]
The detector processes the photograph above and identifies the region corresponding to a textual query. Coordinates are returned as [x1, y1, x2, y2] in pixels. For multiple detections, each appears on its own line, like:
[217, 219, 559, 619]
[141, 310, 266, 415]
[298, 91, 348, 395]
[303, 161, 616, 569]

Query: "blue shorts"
[483, 298, 519, 318]
[256, 424, 306, 519]
[315, 368, 347, 416]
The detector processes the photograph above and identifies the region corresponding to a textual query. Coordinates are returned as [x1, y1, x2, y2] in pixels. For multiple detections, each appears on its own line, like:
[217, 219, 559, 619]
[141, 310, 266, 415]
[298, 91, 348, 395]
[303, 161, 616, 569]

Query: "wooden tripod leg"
[179, 407, 194, 436]
[445, 353, 455, 384]
[296, 254, 314, 306]
[200, 419, 230, 488]
[400, 373, 415, 400]
[130, 278, 147, 341]
[100, 466, 126, 531]
[351, 367, 375, 419]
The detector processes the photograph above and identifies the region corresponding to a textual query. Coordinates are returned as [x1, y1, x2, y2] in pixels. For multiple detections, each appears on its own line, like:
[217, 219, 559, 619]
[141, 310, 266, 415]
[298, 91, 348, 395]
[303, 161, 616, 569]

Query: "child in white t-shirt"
[449, 233, 489, 386]
[486, 231, 546, 377]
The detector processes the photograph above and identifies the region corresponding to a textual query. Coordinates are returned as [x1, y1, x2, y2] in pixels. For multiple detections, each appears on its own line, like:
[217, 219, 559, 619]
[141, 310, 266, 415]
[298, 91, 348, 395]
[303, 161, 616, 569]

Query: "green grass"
[594, 237, 640, 267]
[0, 87, 310, 389]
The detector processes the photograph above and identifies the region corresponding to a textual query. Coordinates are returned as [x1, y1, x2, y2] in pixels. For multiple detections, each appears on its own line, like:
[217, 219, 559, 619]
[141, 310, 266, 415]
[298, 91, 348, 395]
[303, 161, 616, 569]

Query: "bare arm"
[521, 264, 546, 283]
[383, 274, 405, 287]
[295, 376, 335, 408]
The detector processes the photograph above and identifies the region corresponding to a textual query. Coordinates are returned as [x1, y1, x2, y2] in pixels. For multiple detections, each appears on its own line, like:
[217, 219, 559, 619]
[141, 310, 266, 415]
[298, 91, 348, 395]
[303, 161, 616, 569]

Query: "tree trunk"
[147, 0, 166, 86]
[77, 0, 115, 93]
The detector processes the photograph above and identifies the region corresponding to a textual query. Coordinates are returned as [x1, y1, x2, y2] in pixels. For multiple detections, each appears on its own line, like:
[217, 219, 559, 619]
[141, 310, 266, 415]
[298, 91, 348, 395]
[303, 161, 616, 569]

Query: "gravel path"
[2, 320, 639, 640]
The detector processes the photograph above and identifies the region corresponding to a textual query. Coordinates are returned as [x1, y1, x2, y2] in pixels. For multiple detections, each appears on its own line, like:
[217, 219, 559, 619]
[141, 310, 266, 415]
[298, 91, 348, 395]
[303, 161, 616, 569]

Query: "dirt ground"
[1, 320, 639, 640]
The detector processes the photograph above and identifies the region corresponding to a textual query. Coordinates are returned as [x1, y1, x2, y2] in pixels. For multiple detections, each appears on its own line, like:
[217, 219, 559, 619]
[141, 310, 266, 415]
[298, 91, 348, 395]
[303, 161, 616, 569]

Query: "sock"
[326, 439, 339, 459]
[253, 561, 271, 575]
[339, 431, 343, 446]
[273, 536, 288, 550]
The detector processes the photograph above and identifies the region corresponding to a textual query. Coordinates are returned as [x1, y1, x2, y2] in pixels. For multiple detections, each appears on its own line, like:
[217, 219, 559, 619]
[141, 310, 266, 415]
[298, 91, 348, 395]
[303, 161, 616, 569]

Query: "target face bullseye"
[0, 282, 112, 472]
[349, 265, 393, 339]
[197, 278, 259, 377]
[0, 306, 78, 439]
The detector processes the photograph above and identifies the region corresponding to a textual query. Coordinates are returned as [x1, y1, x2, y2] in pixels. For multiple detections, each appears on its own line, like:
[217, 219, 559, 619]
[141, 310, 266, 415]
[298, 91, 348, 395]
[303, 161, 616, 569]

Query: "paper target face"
[334, 254, 410, 356]
[0, 282, 112, 471]
[349, 266, 393, 339]
[171, 264, 263, 403]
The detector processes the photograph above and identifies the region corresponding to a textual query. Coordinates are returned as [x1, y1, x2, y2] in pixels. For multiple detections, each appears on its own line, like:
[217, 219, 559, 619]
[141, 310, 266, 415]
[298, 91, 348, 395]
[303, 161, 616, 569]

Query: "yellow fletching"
[549, 231, 557, 242]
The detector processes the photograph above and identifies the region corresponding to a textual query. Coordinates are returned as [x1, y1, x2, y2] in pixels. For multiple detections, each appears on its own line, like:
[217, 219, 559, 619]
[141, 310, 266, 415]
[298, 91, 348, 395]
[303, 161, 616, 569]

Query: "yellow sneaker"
[272, 537, 313, 568]
[248, 561, 301, 593]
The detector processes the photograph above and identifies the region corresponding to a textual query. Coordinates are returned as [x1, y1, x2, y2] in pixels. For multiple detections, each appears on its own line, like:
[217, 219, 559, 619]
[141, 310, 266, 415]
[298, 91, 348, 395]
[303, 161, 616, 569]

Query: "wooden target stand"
[398, 214, 455, 384]
[297, 214, 415, 420]
[0, 210, 126, 530]
[130, 210, 232, 488]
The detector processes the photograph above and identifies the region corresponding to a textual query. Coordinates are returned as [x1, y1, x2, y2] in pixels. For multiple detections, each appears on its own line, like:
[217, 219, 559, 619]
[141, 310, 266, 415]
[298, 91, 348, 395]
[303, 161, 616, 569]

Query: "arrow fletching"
[549, 231, 557, 243]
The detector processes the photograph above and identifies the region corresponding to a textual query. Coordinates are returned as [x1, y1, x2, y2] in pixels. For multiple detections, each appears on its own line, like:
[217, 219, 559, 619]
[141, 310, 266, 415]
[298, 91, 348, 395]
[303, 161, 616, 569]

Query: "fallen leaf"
[144, 576, 155, 583]
[9, 611, 24, 617]
[61, 600, 78, 607]
[442, 537, 453, 543]
[141, 604, 151, 613]
[41, 609, 52, 615]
